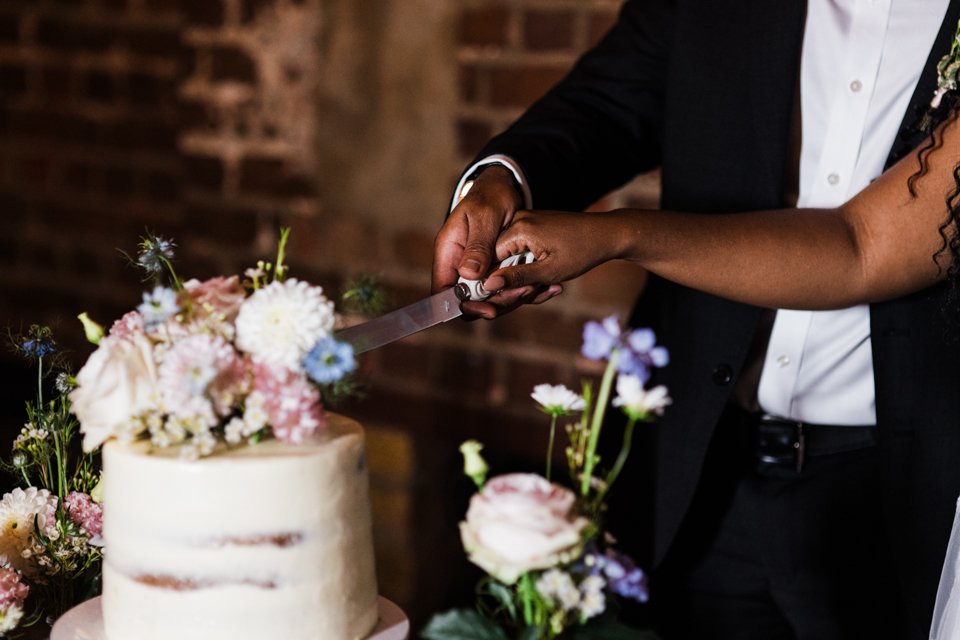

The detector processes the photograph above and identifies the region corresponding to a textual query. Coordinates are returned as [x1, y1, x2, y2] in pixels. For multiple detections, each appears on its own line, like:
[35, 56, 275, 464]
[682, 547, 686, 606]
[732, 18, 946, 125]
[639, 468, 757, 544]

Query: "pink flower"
[0, 566, 28, 608]
[184, 276, 248, 339]
[158, 334, 243, 425]
[108, 311, 146, 341]
[252, 364, 325, 443]
[460, 473, 590, 584]
[64, 491, 103, 542]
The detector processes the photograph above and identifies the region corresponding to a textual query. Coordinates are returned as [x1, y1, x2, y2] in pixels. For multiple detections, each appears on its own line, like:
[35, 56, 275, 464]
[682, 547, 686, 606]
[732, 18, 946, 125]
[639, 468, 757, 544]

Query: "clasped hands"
[432, 165, 627, 319]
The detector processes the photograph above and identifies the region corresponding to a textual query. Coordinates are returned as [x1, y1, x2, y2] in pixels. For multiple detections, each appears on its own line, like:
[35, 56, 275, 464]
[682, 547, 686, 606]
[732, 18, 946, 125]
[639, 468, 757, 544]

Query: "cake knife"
[335, 252, 535, 354]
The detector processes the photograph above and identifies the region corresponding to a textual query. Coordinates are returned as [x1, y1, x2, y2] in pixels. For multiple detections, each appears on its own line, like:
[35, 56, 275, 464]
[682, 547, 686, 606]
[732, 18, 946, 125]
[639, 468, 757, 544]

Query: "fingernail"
[483, 276, 505, 292]
[462, 259, 481, 274]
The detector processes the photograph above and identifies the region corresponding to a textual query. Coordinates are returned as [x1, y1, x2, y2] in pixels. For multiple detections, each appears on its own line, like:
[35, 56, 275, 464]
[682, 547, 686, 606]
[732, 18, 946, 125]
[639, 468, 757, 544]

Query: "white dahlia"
[235, 279, 335, 371]
[0, 488, 58, 575]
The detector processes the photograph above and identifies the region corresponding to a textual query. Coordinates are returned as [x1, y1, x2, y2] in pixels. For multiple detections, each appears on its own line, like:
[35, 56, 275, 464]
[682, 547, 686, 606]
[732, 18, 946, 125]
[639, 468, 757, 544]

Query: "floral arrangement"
[69, 230, 367, 459]
[0, 326, 103, 637]
[0, 231, 376, 638]
[423, 316, 670, 640]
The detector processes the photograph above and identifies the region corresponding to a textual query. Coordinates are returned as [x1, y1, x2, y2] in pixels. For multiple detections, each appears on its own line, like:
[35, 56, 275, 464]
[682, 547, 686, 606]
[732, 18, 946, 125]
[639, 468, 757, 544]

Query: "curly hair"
[904, 89, 960, 319]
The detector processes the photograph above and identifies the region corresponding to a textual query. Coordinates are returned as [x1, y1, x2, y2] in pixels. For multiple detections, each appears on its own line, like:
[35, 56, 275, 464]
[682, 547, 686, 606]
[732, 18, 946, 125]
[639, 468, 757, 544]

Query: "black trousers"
[650, 407, 908, 640]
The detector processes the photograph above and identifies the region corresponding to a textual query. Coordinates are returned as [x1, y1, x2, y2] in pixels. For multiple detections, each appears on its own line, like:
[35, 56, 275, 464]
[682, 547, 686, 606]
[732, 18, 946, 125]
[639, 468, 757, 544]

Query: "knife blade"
[335, 251, 535, 354]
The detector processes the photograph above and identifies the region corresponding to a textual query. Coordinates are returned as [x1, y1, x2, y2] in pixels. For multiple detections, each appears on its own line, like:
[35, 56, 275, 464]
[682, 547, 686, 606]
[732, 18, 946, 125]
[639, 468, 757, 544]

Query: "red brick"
[209, 46, 257, 83]
[36, 19, 113, 52]
[489, 306, 583, 352]
[17, 154, 52, 187]
[459, 6, 510, 47]
[0, 65, 27, 97]
[522, 10, 574, 52]
[104, 166, 136, 197]
[84, 70, 115, 102]
[488, 64, 568, 108]
[183, 203, 261, 246]
[458, 63, 479, 103]
[0, 12, 19, 44]
[121, 25, 182, 57]
[9, 109, 97, 145]
[179, 99, 219, 132]
[392, 228, 434, 271]
[183, 155, 224, 190]
[242, 0, 274, 23]
[40, 66, 74, 102]
[457, 118, 492, 157]
[100, 119, 178, 152]
[146, 170, 179, 203]
[238, 157, 315, 197]
[379, 342, 432, 387]
[127, 72, 165, 105]
[62, 162, 92, 192]
[183, 0, 224, 27]
[435, 346, 493, 394]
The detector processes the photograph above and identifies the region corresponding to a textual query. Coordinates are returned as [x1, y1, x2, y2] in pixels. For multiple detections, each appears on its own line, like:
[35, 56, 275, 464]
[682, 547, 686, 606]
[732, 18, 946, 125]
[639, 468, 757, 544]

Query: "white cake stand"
[50, 595, 410, 640]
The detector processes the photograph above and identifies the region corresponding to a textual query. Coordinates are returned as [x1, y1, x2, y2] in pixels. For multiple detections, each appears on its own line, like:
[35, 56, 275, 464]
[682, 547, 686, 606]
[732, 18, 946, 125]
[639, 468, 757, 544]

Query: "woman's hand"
[433, 167, 562, 318]
[482, 209, 628, 294]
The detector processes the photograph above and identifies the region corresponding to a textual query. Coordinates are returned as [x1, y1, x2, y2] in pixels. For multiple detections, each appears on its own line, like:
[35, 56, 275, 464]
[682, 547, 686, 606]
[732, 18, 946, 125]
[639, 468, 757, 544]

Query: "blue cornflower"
[19, 325, 57, 360]
[616, 328, 670, 382]
[22, 337, 56, 359]
[303, 337, 356, 385]
[581, 315, 622, 360]
[138, 235, 176, 275]
[138, 286, 179, 330]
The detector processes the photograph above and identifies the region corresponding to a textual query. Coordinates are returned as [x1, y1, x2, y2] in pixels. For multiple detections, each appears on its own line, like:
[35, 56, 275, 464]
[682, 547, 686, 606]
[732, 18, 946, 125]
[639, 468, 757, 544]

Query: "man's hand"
[433, 165, 561, 319]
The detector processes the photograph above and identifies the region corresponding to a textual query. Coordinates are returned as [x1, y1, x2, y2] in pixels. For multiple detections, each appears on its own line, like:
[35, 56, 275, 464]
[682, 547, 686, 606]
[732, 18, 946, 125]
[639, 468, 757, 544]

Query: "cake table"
[50, 595, 409, 640]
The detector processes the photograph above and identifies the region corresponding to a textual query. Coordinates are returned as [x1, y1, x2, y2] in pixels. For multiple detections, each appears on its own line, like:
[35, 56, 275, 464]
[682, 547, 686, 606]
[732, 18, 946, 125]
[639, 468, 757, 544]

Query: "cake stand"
[50, 595, 410, 640]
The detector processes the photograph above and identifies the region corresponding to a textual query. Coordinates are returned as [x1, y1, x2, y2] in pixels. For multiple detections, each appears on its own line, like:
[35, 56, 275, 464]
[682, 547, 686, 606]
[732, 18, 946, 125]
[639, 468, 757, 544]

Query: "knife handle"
[457, 251, 536, 301]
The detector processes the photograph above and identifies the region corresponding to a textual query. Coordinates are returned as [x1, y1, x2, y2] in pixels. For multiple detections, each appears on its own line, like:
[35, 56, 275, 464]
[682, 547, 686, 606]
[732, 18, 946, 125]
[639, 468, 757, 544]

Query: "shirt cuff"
[449, 154, 533, 212]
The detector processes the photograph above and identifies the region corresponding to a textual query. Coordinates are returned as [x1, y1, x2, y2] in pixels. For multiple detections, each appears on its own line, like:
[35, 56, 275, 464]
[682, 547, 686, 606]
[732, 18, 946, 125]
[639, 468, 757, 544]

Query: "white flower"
[459, 473, 589, 584]
[235, 279, 335, 371]
[578, 575, 607, 620]
[0, 488, 58, 576]
[531, 384, 586, 415]
[536, 569, 581, 612]
[611, 375, 672, 419]
[69, 332, 159, 451]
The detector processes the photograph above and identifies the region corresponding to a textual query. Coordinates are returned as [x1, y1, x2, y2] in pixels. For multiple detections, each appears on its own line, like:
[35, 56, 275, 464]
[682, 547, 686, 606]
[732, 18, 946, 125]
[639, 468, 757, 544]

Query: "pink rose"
[69, 333, 158, 451]
[459, 473, 589, 584]
[184, 276, 247, 323]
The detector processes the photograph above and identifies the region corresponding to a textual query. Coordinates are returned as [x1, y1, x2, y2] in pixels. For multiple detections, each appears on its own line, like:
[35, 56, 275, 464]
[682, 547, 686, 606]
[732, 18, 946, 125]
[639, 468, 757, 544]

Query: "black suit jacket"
[478, 0, 960, 632]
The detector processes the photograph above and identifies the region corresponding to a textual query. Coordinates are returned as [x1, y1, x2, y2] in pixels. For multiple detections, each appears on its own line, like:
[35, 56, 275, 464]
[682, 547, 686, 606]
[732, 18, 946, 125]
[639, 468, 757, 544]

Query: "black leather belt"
[747, 413, 877, 477]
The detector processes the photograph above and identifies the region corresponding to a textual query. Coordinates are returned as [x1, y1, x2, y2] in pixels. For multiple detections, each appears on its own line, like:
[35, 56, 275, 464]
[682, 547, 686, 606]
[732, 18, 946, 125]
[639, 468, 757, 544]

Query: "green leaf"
[516, 626, 542, 640]
[485, 581, 518, 619]
[420, 609, 510, 640]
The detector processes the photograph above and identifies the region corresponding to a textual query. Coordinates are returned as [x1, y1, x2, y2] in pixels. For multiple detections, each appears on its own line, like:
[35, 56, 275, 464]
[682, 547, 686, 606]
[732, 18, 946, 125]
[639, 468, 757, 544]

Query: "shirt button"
[850, 79, 863, 92]
[827, 173, 840, 185]
[776, 355, 791, 368]
[712, 364, 733, 386]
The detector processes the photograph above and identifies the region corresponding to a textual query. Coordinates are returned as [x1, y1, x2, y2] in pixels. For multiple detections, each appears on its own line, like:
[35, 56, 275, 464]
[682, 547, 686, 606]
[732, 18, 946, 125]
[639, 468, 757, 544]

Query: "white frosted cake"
[101, 414, 379, 640]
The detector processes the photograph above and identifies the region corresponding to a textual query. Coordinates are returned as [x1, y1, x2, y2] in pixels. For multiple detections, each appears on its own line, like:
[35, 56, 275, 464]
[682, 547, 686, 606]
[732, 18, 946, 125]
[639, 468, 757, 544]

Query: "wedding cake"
[101, 413, 379, 640]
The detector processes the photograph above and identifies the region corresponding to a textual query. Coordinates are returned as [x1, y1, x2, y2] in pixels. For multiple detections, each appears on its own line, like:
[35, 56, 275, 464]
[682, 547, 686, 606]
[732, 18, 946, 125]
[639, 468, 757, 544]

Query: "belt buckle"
[756, 417, 806, 475]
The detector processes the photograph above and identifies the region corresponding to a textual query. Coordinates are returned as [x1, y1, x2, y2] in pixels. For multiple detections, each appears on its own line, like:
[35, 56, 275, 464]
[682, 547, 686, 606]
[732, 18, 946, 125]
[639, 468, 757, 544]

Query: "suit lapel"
[886, 0, 960, 167]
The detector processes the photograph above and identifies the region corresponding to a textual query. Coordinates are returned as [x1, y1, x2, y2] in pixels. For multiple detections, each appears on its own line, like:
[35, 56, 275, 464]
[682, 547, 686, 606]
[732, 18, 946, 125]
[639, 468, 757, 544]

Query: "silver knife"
[335, 252, 535, 354]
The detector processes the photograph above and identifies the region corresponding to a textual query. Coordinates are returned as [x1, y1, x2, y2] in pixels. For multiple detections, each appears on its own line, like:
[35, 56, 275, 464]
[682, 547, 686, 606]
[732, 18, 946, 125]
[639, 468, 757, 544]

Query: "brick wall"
[0, 0, 658, 628]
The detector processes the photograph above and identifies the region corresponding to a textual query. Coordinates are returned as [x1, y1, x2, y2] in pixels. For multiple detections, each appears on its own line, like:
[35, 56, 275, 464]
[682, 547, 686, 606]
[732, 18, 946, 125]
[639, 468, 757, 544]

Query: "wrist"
[470, 165, 524, 212]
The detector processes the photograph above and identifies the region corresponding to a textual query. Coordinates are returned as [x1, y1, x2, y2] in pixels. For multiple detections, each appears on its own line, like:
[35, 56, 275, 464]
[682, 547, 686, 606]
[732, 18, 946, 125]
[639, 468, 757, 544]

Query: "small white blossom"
[531, 384, 586, 416]
[611, 375, 671, 419]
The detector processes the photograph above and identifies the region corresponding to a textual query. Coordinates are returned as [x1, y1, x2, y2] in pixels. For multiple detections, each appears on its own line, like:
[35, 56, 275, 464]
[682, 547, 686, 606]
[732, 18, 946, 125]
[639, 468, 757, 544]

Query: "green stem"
[601, 417, 637, 504]
[520, 573, 534, 627]
[546, 415, 557, 481]
[36, 356, 43, 413]
[581, 352, 618, 497]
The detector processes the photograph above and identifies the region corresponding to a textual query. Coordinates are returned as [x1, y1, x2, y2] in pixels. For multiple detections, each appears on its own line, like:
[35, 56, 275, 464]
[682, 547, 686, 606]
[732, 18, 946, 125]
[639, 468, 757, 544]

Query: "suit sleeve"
[476, 0, 675, 211]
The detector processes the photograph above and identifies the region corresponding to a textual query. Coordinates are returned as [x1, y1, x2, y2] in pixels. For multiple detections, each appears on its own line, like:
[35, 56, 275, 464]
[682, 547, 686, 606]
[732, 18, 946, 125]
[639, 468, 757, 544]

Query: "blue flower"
[138, 235, 176, 275]
[303, 337, 356, 385]
[582, 547, 650, 604]
[18, 325, 57, 360]
[138, 286, 179, 330]
[581, 315, 622, 360]
[22, 337, 56, 359]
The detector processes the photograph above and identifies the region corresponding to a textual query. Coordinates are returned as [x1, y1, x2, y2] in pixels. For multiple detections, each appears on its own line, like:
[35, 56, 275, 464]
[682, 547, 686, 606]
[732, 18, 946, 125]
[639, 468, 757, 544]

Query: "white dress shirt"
[758, 0, 948, 425]
[455, 0, 950, 426]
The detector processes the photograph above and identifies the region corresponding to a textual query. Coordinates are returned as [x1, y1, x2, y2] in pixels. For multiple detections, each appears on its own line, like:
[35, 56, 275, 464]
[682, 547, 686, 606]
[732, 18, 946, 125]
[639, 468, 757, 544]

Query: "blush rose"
[69, 332, 158, 451]
[459, 473, 589, 584]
